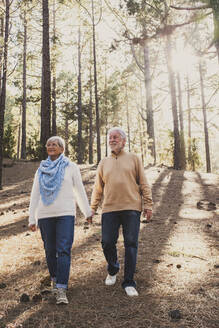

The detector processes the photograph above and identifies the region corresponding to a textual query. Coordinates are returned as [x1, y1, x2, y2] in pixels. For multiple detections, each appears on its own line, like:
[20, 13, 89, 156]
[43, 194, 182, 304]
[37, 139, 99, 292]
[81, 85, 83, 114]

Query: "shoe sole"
[56, 299, 69, 305]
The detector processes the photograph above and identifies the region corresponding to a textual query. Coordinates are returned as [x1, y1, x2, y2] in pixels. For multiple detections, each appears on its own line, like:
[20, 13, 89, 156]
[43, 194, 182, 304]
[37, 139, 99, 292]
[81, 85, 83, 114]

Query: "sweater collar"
[110, 149, 126, 158]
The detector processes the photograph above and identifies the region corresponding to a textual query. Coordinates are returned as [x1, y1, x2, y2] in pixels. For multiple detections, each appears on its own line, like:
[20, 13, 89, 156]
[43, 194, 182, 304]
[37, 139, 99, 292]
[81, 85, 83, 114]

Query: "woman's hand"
[29, 224, 37, 232]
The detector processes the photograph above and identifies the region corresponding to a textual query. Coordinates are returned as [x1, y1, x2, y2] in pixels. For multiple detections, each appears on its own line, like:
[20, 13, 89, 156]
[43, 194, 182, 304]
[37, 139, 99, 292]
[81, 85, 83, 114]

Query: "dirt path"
[0, 161, 219, 328]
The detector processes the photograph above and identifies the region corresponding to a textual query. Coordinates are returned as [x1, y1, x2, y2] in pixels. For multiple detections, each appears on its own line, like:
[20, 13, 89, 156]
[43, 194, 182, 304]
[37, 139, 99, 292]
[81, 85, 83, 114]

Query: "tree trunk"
[17, 107, 21, 159]
[91, 0, 101, 163]
[0, 15, 3, 91]
[186, 76, 192, 166]
[125, 82, 131, 152]
[40, 0, 51, 158]
[165, 34, 181, 170]
[21, 8, 27, 159]
[104, 62, 108, 157]
[143, 39, 156, 163]
[77, 26, 83, 164]
[199, 62, 211, 173]
[0, 0, 10, 189]
[51, 0, 57, 136]
[64, 116, 69, 157]
[88, 52, 93, 164]
[176, 72, 186, 169]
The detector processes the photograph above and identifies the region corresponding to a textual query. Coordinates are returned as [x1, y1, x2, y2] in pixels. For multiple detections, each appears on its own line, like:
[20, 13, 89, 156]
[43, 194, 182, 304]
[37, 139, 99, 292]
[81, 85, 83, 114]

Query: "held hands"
[143, 209, 153, 222]
[86, 209, 95, 224]
[29, 224, 37, 232]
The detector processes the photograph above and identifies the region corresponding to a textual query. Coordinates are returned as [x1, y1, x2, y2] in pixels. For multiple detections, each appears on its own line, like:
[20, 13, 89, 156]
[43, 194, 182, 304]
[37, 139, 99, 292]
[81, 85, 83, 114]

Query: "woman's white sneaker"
[125, 286, 138, 297]
[105, 274, 117, 286]
[56, 288, 68, 304]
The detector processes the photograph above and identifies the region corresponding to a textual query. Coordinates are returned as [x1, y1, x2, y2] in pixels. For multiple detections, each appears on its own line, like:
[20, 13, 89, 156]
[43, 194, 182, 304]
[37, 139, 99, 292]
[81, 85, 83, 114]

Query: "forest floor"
[0, 159, 219, 328]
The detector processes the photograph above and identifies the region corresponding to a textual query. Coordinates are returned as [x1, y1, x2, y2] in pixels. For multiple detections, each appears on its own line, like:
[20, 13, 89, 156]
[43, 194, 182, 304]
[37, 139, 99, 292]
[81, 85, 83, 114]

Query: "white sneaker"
[125, 286, 139, 297]
[56, 288, 68, 304]
[105, 274, 117, 286]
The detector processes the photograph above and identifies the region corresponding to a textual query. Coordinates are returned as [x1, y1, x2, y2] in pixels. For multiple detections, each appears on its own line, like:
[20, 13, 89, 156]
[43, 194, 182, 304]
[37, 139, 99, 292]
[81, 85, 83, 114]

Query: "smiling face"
[108, 130, 126, 154]
[46, 140, 64, 161]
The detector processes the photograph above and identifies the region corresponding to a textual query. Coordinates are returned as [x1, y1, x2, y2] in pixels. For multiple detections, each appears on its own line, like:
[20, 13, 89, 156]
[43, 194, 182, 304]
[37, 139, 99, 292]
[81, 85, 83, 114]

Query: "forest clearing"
[0, 160, 218, 328]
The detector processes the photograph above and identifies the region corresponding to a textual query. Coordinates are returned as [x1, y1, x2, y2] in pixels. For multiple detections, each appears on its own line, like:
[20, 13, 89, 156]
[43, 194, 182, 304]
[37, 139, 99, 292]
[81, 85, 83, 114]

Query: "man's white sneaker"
[105, 274, 117, 286]
[125, 286, 139, 297]
[56, 288, 68, 304]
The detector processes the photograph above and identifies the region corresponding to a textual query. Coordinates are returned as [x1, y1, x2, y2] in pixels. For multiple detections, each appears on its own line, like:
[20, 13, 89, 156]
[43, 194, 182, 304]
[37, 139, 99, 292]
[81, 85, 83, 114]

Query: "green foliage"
[187, 138, 202, 171]
[3, 125, 16, 159]
[26, 133, 42, 160]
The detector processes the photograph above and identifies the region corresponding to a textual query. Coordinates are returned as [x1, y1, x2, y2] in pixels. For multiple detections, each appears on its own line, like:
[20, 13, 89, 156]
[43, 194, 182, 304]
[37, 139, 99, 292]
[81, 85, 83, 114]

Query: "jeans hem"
[56, 283, 67, 289]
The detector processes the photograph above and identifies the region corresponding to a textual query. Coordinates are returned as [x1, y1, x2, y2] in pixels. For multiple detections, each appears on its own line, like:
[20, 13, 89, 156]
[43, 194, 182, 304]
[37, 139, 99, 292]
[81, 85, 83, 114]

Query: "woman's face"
[46, 140, 64, 160]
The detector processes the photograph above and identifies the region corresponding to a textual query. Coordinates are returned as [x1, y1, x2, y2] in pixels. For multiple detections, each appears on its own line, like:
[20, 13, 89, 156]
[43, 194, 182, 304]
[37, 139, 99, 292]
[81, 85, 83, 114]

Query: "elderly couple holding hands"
[29, 127, 153, 305]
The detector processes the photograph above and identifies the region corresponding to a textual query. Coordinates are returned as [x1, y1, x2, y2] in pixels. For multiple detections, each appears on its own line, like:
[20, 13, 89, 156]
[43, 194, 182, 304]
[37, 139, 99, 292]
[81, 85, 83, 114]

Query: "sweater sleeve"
[72, 164, 92, 218]
[136, 156, 153, 210]
[90, 162, 104, 212]
[28, 171, 40, 225]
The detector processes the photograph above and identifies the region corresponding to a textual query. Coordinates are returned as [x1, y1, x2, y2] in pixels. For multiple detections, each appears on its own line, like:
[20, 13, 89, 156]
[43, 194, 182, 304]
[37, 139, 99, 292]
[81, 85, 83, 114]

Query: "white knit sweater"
[29, 162, 92, 225]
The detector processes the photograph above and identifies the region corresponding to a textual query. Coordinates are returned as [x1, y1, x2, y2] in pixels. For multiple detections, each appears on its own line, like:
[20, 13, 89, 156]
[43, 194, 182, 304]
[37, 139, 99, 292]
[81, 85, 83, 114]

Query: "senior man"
[90, 127, 153, 297]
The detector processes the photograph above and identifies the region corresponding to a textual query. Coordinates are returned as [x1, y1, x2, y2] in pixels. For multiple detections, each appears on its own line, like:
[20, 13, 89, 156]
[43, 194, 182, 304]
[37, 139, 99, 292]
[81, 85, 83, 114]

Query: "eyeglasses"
[46, 143, 59, 148]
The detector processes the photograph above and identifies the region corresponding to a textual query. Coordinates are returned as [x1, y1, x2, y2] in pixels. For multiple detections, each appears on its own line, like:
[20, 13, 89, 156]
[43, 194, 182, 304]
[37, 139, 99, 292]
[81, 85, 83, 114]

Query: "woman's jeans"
[38, 216, 74, 289]
[101, 210, 141, 288]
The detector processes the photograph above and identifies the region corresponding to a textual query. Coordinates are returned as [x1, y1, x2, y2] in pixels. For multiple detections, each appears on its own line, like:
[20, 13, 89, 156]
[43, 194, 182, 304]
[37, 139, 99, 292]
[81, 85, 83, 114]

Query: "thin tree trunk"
[177, 72, 186, 169]
[64, 117, 69, 157]
[186, 76, 192, 166]
[199, 62, 211, 173]
[0, 0, 10, 189]
[125, 82, 131, 152]
[0, 15, 4, 91]
[143, 39, 156, 163]
[88, 51, 93, 164]
[21, 8, 27, 159]
[51, 0, 57, 135]
[17, 107, 21, 159]
[77, 26, 83, 164]
[165, 34, 181, 170]
[91, 0, 101, 163]
[104, 61, 108, 157]
[40, 0, 51, 158]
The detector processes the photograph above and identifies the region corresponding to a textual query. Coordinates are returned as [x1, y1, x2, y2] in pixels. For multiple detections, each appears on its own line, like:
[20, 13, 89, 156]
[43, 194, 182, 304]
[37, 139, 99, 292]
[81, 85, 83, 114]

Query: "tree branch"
[170, 5, 211, 11]
[130, 42, 144, 72]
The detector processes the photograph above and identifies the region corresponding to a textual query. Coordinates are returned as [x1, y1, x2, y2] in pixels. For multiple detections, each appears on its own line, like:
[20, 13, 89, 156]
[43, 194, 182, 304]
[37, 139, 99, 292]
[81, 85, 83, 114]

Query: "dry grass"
[0, 161, 219, 328]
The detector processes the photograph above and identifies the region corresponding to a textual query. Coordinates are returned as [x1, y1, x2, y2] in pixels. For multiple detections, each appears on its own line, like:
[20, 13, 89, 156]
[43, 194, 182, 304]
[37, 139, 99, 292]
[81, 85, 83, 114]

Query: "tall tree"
[88, 42, 93, 163]
[0, 0, 10, 189]
[91, 0, 101, 163]
[177, 72, 186, 169]
[40, 0, 51, 158]
[199, 62, 211, 172]
[21, 3, 27, 159]
[77, 25, 83, 163]
[51, 0, 57, 135]
[165, 34, 181, 169]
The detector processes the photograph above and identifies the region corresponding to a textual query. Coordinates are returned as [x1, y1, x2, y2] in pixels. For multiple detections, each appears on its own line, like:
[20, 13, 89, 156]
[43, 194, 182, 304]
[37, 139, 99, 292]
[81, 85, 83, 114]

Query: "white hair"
[107, 127, 126, 140]
[46, 136, 65, 151]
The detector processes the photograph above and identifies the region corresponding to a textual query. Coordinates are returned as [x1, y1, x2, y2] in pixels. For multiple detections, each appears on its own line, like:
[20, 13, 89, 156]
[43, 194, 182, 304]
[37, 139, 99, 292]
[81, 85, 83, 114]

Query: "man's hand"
[29, 224, 37, 232]
[86, 210, 95, 224]
[143, 209, 152, 221]
[86, 216, 93, 224]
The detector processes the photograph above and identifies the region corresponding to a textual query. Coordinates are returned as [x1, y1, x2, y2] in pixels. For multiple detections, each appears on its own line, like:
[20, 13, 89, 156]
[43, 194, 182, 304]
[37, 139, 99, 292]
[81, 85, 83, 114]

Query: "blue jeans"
[101, 210, 141, 288]
[38, 216, 74, 289]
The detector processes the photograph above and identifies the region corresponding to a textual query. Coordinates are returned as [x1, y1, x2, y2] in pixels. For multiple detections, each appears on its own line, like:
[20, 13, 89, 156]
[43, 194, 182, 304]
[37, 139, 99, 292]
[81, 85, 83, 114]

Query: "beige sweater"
[91, 150, 153, 213]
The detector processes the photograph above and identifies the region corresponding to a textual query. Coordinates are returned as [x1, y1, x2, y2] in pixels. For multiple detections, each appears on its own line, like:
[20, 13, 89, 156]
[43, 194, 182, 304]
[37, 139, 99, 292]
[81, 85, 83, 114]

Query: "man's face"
[109, 131, 126, 154]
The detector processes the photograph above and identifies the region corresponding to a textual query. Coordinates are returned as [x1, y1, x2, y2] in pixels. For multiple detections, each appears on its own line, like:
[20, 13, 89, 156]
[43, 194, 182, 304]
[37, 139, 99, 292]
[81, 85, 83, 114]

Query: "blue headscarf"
[38, 153, 69, 206]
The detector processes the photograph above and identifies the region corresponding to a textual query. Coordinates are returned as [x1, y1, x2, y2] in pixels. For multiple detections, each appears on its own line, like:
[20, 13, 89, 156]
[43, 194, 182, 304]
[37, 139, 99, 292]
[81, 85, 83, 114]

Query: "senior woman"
[28, 136, 92, 305]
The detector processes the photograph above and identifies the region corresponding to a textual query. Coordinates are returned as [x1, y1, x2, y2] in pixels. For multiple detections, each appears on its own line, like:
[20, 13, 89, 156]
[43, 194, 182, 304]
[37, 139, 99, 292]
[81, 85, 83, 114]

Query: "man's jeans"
[101, 210, 141, 288]
[38, 216, 74, 289]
